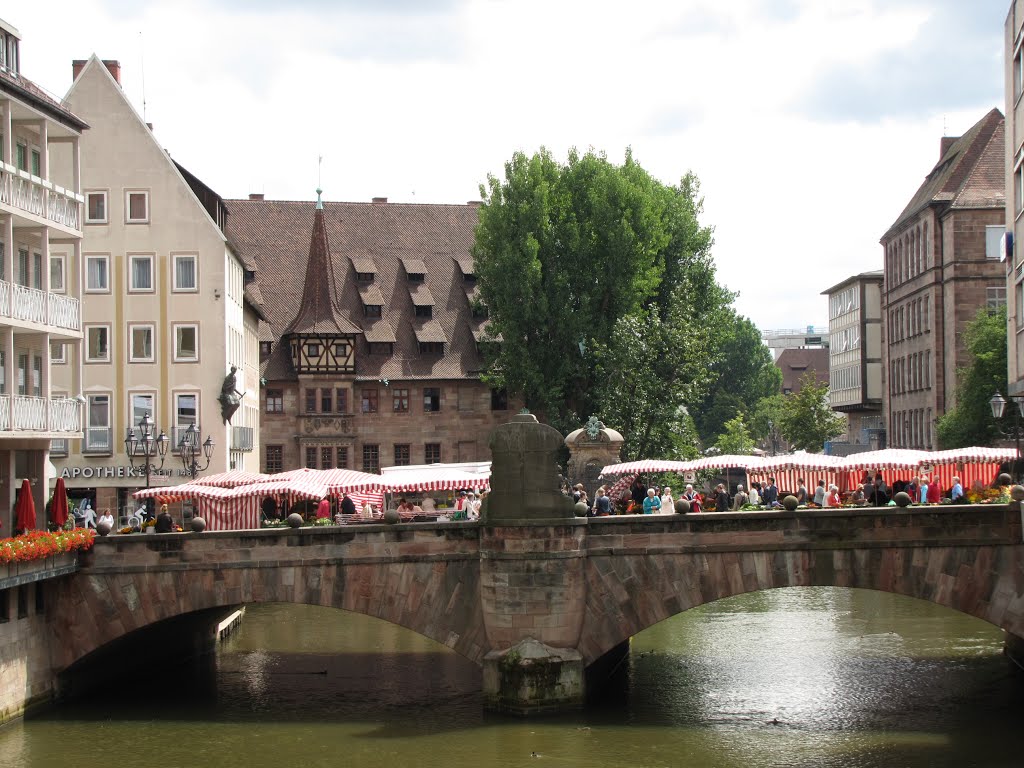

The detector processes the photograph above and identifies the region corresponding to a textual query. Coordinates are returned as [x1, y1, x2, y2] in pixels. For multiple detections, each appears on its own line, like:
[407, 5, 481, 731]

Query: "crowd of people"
[577, 471, 972, 517]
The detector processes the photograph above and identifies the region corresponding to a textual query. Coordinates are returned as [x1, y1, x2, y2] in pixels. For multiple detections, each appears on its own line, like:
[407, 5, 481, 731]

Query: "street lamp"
[990, 392, 1024, 481]
[178, 422, 214, 479]
[124, 413, 169, 491]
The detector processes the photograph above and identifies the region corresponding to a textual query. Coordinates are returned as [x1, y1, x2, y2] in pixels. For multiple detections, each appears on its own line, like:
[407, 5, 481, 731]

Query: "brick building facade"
[224, 194, 514, 475]
[881, 109, 1006, 449]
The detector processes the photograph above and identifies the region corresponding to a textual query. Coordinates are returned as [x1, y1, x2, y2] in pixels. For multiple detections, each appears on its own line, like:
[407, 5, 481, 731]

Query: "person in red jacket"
[926, 477, 942, 504]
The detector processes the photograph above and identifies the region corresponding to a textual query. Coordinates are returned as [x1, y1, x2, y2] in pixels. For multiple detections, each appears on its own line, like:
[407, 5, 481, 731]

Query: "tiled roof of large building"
[882, 108, 1004, 241]
[224, 198, 488, 382]
[0, 68, 88, 131]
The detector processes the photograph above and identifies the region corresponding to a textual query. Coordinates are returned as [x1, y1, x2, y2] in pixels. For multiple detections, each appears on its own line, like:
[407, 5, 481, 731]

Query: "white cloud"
[8, 0, 1010, 330]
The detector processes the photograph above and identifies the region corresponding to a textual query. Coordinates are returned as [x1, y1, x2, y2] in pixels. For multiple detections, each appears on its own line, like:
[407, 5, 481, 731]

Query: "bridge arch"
[579, 544, 1024, 665]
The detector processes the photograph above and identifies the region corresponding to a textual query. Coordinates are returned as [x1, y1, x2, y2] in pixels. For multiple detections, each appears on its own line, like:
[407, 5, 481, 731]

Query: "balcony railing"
[83, 426, 112, 454]
[0, 395, 81, 433]
[231, 425, 254, 452]
[0, 163, 82, 232]
[173, 425, 202, 452]
[0, 280, 81, 332]
[50, 438, 68, 456]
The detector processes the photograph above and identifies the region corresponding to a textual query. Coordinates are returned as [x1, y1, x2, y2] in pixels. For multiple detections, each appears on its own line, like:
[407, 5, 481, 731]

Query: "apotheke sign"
[60, 465, 192, 480]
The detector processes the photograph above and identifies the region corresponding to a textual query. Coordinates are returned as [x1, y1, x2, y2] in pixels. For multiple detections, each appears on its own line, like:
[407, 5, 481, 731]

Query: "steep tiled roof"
[224, 198, 485, 381]
[882, 108, 1004, 241]
[0, 68, 88, 131]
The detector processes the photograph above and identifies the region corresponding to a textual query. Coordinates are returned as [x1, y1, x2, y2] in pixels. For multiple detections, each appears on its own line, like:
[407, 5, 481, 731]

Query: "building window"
[86, 325, 110, 363]
[31, 355, 41, 397]
[85, 255, 109, 292]
[174, 324, 199, 362]
[415, 305, 433, 319]
[986, 226, 1005, 260]
[320, 388, 332, 413]
[305, 388, 317, 413]
[129, 255, 154, 292]
[307, 342, 321, 358]
[16, 354, 25, 396]
[491, 388, 508, 411]
[321, 447, 333, 469]
[304, 446, 317, 468]
[265, 445, 283, 474]
[364, 304, 382, 318]
[335, 388, 348, 413]
[174, 393, 198, 447]
[85, 394, 111, 452]
[368, 342, 393, 355]
[425, 443, 441, 465]
[49, 255, 65, 293]
[266, 389, 283, 413]
[394, 444, 411, 466]
[393, 388, 409, 413]
[173, 254, 198, 291]
[15, 142, 26, 171]
[362, 444, 380, 473]
[126, 190, 149, 223]
[85, 191, 108, 224]
[336, 447, 348, 468]
[50, 342, 66, 365]
[361, 389, 378, 413]
[423, 387, 441, 412]
[129, 324, 155, 362]
[30, 148, 40, 177]
[987, 286, 1007, 311]
[131, 392, 155, 427]
[419, 342, 444, 354]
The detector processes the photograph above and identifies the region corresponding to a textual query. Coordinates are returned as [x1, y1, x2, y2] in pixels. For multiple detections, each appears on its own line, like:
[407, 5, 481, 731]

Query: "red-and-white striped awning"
[381, 467, 490, 493]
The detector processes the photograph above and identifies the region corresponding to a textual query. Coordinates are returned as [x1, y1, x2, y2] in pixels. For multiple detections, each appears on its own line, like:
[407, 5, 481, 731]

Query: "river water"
[2, 587, 1022, 768]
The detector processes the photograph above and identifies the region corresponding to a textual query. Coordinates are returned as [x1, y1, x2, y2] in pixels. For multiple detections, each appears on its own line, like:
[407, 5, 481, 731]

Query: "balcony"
[0, 281, 80, 335]
[231, 425, 254, 452]
[0, 395, 81, 434]
[0, 162, 82, 235]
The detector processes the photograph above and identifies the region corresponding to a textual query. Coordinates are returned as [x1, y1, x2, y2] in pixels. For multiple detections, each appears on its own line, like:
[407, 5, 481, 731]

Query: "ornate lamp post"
[124, 413, 169, 490]
[178, 422, 214, 479]
[990, 392, 1024, 482]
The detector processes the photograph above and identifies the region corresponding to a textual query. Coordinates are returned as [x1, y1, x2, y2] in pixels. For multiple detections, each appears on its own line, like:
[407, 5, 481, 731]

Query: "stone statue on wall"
[218, 365, 244, 423]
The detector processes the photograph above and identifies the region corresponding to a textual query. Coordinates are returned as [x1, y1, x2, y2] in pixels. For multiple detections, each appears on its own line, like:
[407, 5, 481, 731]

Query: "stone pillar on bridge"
[481, 412, 588, 714]
[564, 416, 624, 501]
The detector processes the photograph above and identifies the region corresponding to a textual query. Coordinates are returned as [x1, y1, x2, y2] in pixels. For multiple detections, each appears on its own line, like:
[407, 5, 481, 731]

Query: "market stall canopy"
[379, 462, 491, 493]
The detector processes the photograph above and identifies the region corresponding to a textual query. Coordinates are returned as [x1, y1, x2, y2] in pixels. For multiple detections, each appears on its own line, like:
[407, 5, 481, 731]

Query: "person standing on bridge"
[813, 480, 826, 506]
[643, 488, 661, 514]
[795, 479, 808, 505]
[715, 484, 730, 512]
[762, 477, 779, 507]
[950, 476, 964, 503]
[732, 484, 749, 510]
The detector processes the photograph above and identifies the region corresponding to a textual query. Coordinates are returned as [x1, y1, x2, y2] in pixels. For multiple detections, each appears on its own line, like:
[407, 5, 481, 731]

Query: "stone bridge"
[49, 503, 1024, 713]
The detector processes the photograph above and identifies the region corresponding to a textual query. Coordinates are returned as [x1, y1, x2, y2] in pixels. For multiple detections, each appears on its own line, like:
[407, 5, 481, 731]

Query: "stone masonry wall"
[0, 583, 55, 722]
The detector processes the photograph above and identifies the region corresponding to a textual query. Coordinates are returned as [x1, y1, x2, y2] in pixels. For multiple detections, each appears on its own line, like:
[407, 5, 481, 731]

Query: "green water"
[2, 587, 1022, 767]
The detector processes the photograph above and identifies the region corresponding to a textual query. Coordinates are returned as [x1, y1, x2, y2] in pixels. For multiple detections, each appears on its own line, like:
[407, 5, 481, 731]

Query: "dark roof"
[820, 270, 884, 296]
[882, 108, 1004, 241]
[174, 161, 229, 232]
[0, 69, 88, 132]
[225, 198, 485, 381]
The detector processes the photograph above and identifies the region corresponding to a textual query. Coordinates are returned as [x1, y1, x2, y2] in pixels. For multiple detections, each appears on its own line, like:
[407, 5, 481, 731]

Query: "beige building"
[822, 271, 884, 452]
[51, 55, 261, 518]
[881, 108, 1006, 449]
[1006, 3, 1024, 398]
[0, 18, 86, 528]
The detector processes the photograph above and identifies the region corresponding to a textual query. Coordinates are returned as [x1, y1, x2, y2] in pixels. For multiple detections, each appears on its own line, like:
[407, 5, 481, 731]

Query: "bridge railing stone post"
[481, 412, 588, 714]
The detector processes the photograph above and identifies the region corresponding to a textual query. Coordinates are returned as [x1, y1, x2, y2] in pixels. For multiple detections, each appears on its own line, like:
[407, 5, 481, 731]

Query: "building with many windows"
[881, 108, 1006, 449]
[224, 193, 515, 475]
[50, 55, 262, 517]
[0, 18, 86, 528]
[1006, 2, 1024, 398]
[822, 271, 884, 453]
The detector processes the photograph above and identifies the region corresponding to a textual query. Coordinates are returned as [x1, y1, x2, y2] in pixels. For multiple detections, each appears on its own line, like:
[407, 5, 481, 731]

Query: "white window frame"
[128, 323, 156, 363]
[50, 341, 66, 365]
[85, 324, 111, 363]
[85, 254, 110, 293]
[172, 253, 198, 292]
[985, 225, 1005, 261]
[129, 391, 156, 428]
[49, 254, 66, 294]
[173, 391, 199, 450]
[85, 190, 108, 224]
[125, 190, 150, 224]
[85, 393, 112, 453]
[128, 253, 155, 293]
[173, 323, 199, 363]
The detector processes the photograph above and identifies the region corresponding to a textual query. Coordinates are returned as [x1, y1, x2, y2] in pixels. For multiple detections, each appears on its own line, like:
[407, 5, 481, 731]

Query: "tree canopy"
[473, 148, 726, 440]
[936, 306, 1008, 449]
[776, 373, 846, 451]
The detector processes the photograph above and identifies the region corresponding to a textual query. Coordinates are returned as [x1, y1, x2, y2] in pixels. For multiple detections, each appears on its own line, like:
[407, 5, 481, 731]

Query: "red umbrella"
[15, 479, 36, 532]
[50, 477, 69, 528]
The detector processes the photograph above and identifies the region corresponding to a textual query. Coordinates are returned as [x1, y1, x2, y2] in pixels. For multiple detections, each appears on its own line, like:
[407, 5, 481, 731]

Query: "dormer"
[401, 256, 426, 284]
[0, 20, 20, 77]
[359, 282, 384, 318]
[350, 256, 376, 283]
[454, 256, 476, 283]
[410, 284, 434, 319]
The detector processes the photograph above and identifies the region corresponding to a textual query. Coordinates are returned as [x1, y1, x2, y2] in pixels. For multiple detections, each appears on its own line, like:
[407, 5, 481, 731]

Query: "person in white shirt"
[97, 509, 114, 529]
[749, 484, 761, 506]
[660, 486, 674, 513]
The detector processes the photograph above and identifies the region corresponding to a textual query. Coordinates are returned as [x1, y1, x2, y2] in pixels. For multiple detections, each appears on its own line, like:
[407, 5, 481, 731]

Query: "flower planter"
[0, 552, 76, 584]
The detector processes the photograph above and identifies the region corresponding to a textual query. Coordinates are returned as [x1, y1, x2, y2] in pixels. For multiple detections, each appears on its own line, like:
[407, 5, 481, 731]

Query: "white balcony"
[0, 395, 81, 435]
[0, 280, 80, 334]
[0, 162, 82, 235]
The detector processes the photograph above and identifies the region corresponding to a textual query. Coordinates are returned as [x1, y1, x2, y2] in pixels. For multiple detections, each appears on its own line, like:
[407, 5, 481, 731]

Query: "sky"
[7, 0, 1011, 332]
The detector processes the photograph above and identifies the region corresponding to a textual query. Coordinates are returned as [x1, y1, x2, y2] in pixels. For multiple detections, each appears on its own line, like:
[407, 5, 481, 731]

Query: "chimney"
[940, 136, 959, 159]
[72, 60, 87, 82]
[102, 60, 121, 85]
[248, 193, 264, 201]
[371, 196, 388, 204]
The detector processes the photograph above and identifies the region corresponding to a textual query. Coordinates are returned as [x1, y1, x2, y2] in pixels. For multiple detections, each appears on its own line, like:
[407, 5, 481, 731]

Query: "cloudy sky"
[9, 0, 1010, 331]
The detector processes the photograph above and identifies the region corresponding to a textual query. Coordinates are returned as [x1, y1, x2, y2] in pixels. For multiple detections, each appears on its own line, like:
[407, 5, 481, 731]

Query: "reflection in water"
[2, 589, 1022, 768]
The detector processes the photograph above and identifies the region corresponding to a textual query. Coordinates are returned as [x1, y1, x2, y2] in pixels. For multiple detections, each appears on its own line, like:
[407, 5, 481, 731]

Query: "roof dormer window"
[364, 304, 382, 318]
[408, 272, 425, 284]
[357, 272, 374, 282]
[415, 305, 433, 319]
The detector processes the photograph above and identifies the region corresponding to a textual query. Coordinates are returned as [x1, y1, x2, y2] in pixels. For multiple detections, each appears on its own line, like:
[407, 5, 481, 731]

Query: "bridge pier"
[1005, 632, 1024, 670]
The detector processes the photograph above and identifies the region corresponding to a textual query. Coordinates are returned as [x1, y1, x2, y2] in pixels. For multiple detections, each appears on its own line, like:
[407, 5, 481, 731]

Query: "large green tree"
[936, 306, 1008, 448]
[473, 148, 725, 436]
[776, 373, 846, 451]
[715, 414, 755, 455]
